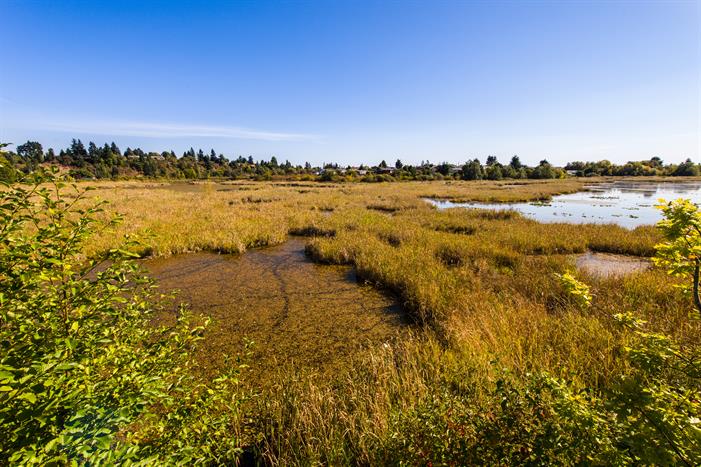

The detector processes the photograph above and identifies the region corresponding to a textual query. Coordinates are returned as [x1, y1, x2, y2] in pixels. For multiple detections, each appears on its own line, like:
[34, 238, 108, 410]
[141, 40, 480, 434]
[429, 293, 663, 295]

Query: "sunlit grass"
[74, 178, 698, 464]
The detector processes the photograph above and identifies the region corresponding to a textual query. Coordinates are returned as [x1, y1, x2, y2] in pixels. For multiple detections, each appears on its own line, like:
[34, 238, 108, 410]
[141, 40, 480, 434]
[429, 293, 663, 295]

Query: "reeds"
[76, 178, 698, 464]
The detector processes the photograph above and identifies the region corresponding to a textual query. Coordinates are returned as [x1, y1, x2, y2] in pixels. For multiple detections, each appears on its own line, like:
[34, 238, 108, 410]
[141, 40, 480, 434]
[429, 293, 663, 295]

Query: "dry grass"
[74, 178, 698, 464]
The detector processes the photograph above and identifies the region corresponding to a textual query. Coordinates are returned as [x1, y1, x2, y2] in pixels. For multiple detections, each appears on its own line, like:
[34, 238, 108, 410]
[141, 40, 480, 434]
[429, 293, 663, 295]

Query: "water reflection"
[427, 181, 701, 229]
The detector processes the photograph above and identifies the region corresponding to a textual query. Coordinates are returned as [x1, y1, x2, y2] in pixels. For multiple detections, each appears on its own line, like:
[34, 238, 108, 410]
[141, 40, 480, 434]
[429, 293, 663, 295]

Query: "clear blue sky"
[1, 0, 698, 166]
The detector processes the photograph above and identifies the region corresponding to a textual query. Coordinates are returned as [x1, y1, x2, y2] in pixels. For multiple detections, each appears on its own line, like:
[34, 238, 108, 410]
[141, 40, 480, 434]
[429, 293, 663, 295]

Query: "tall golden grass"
[78, 178, 698, 463]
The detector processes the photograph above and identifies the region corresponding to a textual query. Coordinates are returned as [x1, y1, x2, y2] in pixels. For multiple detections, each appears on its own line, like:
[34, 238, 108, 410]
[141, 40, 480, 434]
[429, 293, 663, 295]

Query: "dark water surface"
[145, 239, 406, 380]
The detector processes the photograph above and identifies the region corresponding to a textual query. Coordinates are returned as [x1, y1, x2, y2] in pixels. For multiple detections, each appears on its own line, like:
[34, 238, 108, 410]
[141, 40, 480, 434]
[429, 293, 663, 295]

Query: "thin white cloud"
[20, 118, 318, 142]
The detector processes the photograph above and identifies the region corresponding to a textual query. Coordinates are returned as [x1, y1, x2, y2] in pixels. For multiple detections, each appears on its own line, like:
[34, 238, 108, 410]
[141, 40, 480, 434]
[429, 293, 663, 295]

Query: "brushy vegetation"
[1, 171, 699, 464]
[0, 171, 249, 464]
[5, 139, 699, 181]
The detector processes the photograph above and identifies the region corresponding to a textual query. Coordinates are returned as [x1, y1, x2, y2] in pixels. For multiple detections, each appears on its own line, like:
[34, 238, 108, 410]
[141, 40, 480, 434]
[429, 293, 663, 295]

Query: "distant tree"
[673, 159, 700, 177]
[395, 159, 403, 169]
[16, 141, 44, 163]
[270, 156, 279, 167]
[510, 155, 522, 170]
[461, 159, 484, 180]
[649, 156, 663, 168]
[486, 155, 498, 166]
[436, 162, 452, 176]
[87, 142, 99, 163]
[379, 160, 388, 168]
[304, 162, 312, 170]
[485, 164, 503, 180]
[248, 156, 254, 164]
[530, 160, 562, 179]
[70, 139, 87, 158]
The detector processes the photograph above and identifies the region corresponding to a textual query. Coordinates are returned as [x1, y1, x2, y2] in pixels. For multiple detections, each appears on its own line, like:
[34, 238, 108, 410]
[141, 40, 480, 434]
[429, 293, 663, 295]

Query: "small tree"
[654, 198, 701, 315]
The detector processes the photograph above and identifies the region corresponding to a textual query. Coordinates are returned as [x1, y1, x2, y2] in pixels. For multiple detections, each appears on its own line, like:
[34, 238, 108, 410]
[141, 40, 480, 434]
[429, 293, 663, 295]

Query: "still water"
[145, 239, 406, 381]
[427, 181, 701, 229]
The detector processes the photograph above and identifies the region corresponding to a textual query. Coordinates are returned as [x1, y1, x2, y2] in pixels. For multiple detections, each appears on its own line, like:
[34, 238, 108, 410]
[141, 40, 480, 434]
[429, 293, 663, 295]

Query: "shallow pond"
[427, 180, 701, 228]
[575, 251, 651, 278]
[145, 239, 406, 381]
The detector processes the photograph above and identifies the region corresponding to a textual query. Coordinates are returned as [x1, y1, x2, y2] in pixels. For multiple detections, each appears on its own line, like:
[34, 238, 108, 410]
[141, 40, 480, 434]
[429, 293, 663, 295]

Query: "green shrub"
[0, 170, 247, 464]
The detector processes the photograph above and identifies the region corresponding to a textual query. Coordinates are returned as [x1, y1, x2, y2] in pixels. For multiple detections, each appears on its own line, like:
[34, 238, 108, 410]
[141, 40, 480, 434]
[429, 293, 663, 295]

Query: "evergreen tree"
[510, 155, 522, 169]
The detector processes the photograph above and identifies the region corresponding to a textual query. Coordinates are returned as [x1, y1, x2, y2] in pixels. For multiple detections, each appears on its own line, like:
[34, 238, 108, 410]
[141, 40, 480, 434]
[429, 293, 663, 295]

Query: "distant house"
[347, 166, 368, 175]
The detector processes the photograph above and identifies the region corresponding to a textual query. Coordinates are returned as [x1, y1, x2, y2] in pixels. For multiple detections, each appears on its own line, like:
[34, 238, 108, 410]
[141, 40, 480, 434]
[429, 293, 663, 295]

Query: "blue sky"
[1, 0, 698, 166]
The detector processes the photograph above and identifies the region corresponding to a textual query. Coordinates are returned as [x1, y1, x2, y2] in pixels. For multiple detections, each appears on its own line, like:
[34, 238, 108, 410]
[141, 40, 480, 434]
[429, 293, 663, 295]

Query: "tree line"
[0, 139, 697, 182]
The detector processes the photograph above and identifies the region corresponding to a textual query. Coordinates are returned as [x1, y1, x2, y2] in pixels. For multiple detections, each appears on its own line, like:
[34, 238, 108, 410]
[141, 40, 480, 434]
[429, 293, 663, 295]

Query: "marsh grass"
[74, 178, 699, 464]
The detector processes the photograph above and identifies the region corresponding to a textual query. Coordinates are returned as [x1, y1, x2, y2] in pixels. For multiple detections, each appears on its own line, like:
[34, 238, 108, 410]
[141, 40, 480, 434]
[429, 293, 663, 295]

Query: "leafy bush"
[0, 170, 247, 464]
[383, 316, 699, 465]
[381, 370, 624, 465]
[654, 198, 701, 316]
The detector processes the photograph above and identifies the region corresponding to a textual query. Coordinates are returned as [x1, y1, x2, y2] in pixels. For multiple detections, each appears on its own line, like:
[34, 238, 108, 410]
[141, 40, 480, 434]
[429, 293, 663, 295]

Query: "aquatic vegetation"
[145, 240, 406, 383]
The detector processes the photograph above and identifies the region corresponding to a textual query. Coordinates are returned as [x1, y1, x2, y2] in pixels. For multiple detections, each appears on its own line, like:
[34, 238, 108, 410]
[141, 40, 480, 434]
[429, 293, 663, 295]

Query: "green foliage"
[654, 198, 701, 315]
[566, 158, 701, 177]
[609, 312, 700, 465]
[383, 314, 700, 465]
[382, 371, 625, 465]
[0, 170, 247, 464]
[0, 143, 17, 183]
[8, 137, 697, 181]
[556, 272, 592, 308]
[0, 155, 16, 183]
